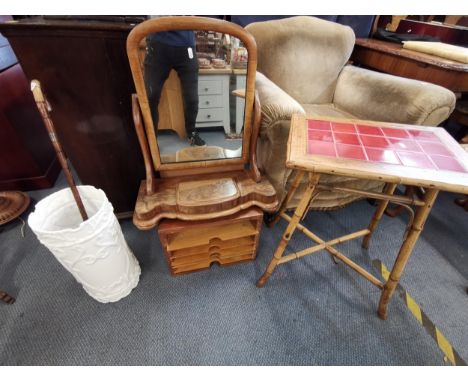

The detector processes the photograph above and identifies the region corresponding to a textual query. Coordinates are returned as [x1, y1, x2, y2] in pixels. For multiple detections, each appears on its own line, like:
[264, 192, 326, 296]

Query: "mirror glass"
[140, 29, 248, 164]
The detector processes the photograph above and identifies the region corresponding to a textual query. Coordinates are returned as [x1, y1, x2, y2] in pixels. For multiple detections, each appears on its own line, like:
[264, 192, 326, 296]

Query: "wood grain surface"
[127, 16, 258, 172]
[134, 170, 277, 229]
[352, 38, 468, 92]
[158, 207, 263, 276]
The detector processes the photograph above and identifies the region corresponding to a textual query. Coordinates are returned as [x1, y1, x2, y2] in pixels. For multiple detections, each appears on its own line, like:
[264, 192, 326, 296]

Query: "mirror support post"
[249, 90, 262, 182]
[132, 94, 156, 195]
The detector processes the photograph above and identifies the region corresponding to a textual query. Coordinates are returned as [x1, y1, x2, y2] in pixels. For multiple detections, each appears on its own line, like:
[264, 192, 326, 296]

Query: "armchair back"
[246, 16, 355, 105]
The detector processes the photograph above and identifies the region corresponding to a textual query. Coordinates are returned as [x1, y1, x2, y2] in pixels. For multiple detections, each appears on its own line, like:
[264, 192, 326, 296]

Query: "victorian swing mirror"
[127, 16, 278, 230]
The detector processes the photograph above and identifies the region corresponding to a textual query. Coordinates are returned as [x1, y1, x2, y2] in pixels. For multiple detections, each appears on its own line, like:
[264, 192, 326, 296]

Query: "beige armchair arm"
[333, 65, 456, 126]
[254, 72, 306, 202]
[256, 72, 305, 130]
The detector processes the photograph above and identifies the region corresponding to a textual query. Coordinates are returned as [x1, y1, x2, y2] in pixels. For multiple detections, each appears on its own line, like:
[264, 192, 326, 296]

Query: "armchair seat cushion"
[301, 103, 355, 119]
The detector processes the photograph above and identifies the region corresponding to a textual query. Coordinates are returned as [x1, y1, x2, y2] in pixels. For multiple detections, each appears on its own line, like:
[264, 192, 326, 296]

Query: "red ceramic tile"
[357, 125, 383, 136]
[307, 140, 336, 157]
[388, 138, 422, 152]
[408, 129, 441, 142]
[333, 132, 360, 145]
[331, 122, 356, 134]
[360, 135, 391, 148]
[381, 127, 411, 139]
[336, 144, 367, 160]
[365, 148, 401, 165]
[308, 119, 332, 131]
[418, 141, 454, 157]
[430, 155, 468, 173]
[396, 151, 436, 170]
[308, 129, 334, 142]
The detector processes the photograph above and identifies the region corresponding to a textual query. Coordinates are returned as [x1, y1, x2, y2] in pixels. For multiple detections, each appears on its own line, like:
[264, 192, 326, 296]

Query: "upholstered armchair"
[245, 16, 456, 209]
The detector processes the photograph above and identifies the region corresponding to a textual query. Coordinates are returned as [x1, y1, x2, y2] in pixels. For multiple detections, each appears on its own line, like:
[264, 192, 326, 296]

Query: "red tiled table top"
[306, 119, 468, 173]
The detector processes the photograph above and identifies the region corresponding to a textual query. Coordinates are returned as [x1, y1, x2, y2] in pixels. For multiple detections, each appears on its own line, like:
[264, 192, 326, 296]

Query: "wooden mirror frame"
[127, 16, 257, 174]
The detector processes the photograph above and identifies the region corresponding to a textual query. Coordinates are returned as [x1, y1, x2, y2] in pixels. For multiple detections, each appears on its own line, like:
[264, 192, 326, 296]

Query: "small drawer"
[172, 251, 255, 274]
[196, 108, 225, 123]
[167, 221, 257, 251]
[198, 80, 222, 95]
[171, 236, 255, 259]
[170, 244, 255, 267]
[199, 95, 222, 109]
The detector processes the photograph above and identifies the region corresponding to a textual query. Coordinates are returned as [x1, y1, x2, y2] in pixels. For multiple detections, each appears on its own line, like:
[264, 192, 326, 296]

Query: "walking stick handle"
[31, 80, 89, 221]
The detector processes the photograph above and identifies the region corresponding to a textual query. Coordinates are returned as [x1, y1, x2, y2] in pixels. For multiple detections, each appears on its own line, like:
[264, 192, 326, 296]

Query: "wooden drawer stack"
[158, 208, 263, 276]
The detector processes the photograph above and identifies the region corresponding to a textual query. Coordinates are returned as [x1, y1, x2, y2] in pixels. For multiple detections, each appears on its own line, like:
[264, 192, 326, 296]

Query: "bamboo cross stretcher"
[257, 115, 468, 320]
[257, 171, 439, 319]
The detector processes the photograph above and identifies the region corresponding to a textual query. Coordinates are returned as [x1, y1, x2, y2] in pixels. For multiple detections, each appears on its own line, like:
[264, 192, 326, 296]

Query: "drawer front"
[171, 252, 255, 274]
[199, 95, 222, 109]
[196, 108, 224, 123]
[167, 221, 257, 251]
[171, 236, 255, 259]
[170, 244, 255, 267]
[198, 80, 222, 95]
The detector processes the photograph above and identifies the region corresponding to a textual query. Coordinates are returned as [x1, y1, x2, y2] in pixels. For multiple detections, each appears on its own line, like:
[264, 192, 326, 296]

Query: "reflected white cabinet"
[196, 73, 230, 134]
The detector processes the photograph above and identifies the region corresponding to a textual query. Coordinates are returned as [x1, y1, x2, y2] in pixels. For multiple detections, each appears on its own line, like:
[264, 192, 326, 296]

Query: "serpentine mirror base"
[133, 171, 278, 230]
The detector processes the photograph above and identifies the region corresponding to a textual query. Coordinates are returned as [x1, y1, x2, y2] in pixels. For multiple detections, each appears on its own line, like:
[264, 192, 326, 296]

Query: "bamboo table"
[257, 115, 468, 319]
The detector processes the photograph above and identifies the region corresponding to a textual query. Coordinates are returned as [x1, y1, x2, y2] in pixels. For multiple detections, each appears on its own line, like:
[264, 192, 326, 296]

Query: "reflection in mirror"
[141, 29, 248, 164]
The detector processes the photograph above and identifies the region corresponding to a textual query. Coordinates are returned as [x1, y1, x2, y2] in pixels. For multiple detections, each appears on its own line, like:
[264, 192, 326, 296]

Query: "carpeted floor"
[0, 172, 467, 365]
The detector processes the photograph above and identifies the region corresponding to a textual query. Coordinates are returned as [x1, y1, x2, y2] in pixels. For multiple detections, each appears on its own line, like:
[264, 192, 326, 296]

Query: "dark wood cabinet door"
[0, 19, 145, 215]
[0, 16, 60, 192]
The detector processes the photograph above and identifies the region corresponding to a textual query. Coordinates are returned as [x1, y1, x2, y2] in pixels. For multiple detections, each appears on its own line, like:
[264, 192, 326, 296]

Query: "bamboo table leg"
[268, 170, 305, 228]
[385, 186, 415, 217]
[257, 173, 321, 287]
[362, 183, 398, 249]
[378, 187, 439, 319]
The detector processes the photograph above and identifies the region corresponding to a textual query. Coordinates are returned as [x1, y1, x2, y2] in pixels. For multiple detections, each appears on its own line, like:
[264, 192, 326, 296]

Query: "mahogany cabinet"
[0, 16, 60, 192]
[0, 17, 145, 216]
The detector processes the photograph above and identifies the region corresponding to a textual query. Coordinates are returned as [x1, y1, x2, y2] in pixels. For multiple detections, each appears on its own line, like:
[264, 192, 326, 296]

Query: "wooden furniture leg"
[0, 290, 15, 304]
[385, 185, 415, 217]
[362, 183, 398, 249]
[268, 170, 305, 227]
[257, 173, 320, 287]
[378, 188, 439, 319]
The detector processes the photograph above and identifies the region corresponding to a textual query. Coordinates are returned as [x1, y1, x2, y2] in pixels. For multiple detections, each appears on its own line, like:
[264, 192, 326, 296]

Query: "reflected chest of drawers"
[158, 207, 263, 276]
[196, 73, 230, 134]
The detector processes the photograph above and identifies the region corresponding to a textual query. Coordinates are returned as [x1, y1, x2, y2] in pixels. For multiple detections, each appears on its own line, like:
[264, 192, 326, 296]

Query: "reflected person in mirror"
[144, 30, 206, 146]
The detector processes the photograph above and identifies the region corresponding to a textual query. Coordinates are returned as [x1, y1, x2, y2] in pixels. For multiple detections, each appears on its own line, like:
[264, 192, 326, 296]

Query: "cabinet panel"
[0, 60, 60, 191]
[0, 19, 145, 214]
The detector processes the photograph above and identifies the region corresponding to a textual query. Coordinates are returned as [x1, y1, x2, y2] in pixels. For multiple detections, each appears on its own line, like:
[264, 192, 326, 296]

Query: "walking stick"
[30, 80, 89, 221]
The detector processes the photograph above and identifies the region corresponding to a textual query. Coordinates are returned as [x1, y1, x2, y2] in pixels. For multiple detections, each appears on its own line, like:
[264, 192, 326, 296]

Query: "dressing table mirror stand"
[126, 17, 278, 275]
